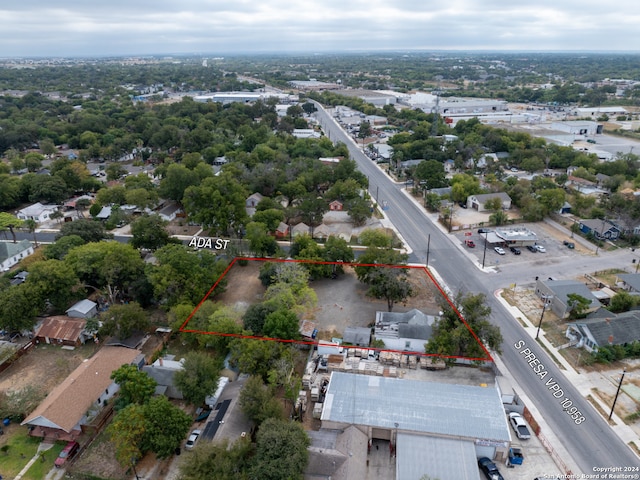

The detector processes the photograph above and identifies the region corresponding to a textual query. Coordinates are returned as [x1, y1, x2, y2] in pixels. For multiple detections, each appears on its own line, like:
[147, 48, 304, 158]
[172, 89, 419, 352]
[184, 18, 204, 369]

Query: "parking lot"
[454, 221, 588, 267]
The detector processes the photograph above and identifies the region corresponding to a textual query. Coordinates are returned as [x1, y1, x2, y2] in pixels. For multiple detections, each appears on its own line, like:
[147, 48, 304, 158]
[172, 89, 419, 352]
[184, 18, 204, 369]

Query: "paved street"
[312, 102, 640, 474]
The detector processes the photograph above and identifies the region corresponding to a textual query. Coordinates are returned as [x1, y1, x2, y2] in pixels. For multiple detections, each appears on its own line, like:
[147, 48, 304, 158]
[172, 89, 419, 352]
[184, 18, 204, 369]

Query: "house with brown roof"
[35, 316, 87, 346]
[329, 200, 344, 211]
[21, 346, 142, 442]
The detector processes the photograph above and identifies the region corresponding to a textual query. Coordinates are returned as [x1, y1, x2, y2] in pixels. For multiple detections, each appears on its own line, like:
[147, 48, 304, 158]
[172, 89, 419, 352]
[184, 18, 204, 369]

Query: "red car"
[465, 240, 476, 248]
[54, 441, 79, 468]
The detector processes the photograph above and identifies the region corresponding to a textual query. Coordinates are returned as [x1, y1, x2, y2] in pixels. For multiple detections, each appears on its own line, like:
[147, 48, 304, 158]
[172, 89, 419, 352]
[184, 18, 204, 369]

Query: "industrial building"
[319, 371, 511, 479]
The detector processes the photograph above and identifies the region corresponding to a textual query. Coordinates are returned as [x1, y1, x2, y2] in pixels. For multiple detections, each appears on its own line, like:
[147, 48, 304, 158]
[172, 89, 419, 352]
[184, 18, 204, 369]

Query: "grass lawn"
[0, 426, 66, 479]
[23, 442, 65, 480]
[0, 426, 42, 477]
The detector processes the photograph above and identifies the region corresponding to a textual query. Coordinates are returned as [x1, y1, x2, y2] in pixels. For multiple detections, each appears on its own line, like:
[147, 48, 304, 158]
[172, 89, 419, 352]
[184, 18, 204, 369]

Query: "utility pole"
[481, 233, 488, 268]
[609, 368, 627, 421]
[426, 234, 431, 267]
[536, 295, 553, 340]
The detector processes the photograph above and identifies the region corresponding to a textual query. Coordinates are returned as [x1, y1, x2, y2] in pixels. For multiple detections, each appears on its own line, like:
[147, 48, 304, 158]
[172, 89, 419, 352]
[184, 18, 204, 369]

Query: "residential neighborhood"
[2, 51, 640, 480]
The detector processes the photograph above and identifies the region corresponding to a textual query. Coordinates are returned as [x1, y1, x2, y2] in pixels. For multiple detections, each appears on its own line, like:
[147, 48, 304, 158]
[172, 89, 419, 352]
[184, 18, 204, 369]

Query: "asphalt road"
[312, 102, 639, 473]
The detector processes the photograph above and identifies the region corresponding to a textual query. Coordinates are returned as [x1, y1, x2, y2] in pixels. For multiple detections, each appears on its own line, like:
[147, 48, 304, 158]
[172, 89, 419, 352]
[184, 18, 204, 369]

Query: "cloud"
[0, 1, 639, 56]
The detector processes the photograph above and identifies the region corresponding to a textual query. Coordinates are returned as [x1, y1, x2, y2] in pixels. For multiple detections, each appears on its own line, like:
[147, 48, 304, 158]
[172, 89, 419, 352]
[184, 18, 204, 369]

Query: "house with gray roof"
[343, 326, 371, 347]
[566, 311, 640, 352]
[66, 299, 98, 319]
[305, 426, 369, 480]
[142, 356, 185, 399]
[374, 309, 437, 353]
[579, 219, 621, 240]
[0, 239, 34, 272]
[535, 279, 601, 319]
[466, 192, 511, 211]
[617, 273, 640, 293]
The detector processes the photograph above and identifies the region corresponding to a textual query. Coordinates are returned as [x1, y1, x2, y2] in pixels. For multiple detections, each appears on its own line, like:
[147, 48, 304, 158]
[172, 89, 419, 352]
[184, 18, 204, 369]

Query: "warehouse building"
[319, 372, 511, 479]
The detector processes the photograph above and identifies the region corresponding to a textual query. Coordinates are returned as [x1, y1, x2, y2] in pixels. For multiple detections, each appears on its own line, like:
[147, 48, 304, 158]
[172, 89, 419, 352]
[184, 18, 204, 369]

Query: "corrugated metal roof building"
[321, 372, 510, 462]
[396, 434, 481, 480]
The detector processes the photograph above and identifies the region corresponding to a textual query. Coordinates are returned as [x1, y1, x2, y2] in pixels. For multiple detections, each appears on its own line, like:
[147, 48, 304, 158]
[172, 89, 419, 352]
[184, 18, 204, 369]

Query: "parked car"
[563, 240, 575, 249]
[494, 247, 505, 255]
[185, 429, 201, 450]
[55, 441, 79, 468]
[459, 202, 468, 208]
[526, 245, 538, 253]
[508, 412, 531, 440]
[465, 240, 476, 248]
[587, 138, 597, 144]
[478, 228, 491, 234]
[534, 244, 546, 253]
[478, 457, 505, 480]
[509, 246, 521, 255]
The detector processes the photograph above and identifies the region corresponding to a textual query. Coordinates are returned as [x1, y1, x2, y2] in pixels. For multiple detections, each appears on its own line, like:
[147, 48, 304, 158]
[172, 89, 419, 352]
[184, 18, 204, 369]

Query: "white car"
[534, 245, 546, 253]
[185, 429, 201, 450]
[494, 247, 506, 255]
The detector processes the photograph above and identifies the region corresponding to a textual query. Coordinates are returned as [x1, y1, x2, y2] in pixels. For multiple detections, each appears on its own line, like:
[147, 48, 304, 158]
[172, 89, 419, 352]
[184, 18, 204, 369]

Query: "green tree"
[107, 403, 146, 468]
[28, 175, 69, 204]
[250, 418, 310, 480]
[22, 219, 38, 248]
[359, 228, 393, 248]
[174, 351, 223, 406]
[130, 214, 176, 251]
[43, 235, 85, 260]
[610, 291, 636, 313]
[178, 439, 253, 480]
[0, 212, 24, 243]
[239, 375, 285, 426]
[100, 302, 150, 340]
[147, 244, 228, 306]
[65, 241, 145, 302]
[106, 163, 128, 181]
[363, 267, 413, 312]
[263, 309, 300, 340]
[414, 160, 448, 189]
[229, 338, 291, 381]
[297, 195, 328, 236]
[158, 163, 200, 203]
[203, 306, 244, 352]
[56, 218, 111, 243]
[110, 364, 157, 407]
[183, 174, 248, 236]
[26, 259, 79, 312]
[346, 196, 372, 227]
[567, 293, 593, 319]
[489, 210, 509, 226]
[323, 235, 354, 275]
[520, 157, 545, 174]
[245, 222, 279, 257]
[243, 302, 278, 335]
[483, 197, 503, 212]
[252, 209, 285, 232]
[0, 284, 39, 332]
[141, 395, 192, 459]
[426, 292, 503, 359]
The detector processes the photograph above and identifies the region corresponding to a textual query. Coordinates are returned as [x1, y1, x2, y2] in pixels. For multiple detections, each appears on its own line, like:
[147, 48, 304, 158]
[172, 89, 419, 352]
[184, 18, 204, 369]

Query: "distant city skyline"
[1, 1, 639, 57]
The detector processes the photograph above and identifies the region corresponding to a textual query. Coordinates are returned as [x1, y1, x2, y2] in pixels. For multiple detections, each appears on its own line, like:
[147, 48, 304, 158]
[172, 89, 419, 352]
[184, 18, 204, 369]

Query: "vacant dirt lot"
[203, 260, 443, 339]
[0, 342, 95, 396]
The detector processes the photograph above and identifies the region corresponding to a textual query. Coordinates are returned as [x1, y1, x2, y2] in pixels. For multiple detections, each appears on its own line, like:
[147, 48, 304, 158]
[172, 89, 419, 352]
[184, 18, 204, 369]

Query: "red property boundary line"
[179, 257, 494, 363]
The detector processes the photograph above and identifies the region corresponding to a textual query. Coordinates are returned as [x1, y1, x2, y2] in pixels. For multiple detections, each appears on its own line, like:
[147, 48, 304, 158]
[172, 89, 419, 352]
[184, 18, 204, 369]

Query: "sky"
[1, 1, 639, 57]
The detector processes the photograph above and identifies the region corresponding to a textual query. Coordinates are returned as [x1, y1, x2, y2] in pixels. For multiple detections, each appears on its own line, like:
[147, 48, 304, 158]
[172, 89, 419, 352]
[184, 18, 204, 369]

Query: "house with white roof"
[0, 240, 34, 271]
[17, 202, 59, 223]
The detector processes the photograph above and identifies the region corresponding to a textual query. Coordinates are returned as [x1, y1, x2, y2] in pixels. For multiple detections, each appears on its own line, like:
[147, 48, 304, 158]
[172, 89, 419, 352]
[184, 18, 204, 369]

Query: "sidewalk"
[14, 442, 55, 480]
[494, 290, 640, 472]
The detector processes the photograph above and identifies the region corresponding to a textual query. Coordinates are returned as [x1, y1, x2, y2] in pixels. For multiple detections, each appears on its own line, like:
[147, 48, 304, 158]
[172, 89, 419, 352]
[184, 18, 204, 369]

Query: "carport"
[480, 232, 505, 246]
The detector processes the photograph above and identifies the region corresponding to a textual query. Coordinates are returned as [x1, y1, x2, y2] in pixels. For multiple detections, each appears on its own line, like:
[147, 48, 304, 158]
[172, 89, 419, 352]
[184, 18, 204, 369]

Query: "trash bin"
[2, 418, 10, 427]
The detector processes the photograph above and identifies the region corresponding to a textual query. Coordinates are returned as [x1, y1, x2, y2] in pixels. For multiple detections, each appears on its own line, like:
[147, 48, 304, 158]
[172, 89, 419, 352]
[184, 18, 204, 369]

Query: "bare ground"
[0, 342, 95, 395]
